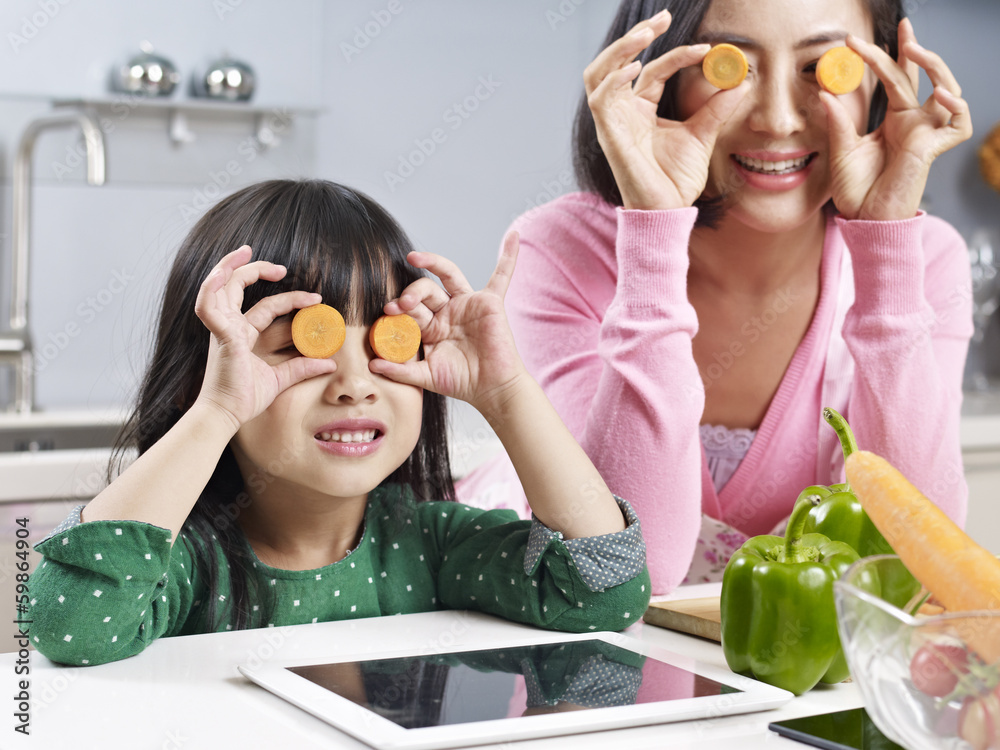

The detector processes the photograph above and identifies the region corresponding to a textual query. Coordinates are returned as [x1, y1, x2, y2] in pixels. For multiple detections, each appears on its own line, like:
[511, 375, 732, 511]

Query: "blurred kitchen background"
[0, 0, 999, 651]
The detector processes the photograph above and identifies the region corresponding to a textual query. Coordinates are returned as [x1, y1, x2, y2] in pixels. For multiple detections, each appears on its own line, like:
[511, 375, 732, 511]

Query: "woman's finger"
[684, 81, 750, 147]
[847, 34, 919, 111]
[633, 43, 711, 105]
[901, 40, 963, 98]
[583, 9, 671, 95]
[485, 231, 519, 299]
[896, 18, 921, 96]
[244, 290, 323, 332]
[819, 90, 863, 158]
[930, 86, 974, 148]
[406, 252, 474, 297]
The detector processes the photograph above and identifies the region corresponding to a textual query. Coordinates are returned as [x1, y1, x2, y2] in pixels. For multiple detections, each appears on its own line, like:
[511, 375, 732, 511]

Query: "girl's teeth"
[317, 430, 377, 443]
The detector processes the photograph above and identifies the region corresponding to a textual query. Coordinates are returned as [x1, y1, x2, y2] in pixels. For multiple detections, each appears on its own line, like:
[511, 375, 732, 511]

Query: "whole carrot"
[845, 451, 1000, 662]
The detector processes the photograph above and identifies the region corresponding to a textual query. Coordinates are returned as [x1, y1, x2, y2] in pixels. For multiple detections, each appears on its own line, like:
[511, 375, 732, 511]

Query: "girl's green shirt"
[29, 487, 650, 666]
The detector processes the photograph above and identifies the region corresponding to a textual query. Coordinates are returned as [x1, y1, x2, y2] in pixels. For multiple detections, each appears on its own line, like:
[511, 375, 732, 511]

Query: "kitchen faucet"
[0, 110, 106, 413]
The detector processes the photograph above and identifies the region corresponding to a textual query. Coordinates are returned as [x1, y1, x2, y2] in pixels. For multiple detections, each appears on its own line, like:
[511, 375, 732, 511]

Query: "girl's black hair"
[572, 0, 904, 227]
[111, 179, 455, 631]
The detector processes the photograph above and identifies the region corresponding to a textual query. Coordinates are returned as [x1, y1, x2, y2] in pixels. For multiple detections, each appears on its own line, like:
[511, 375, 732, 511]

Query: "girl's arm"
[83, 246, 335, 542]
[371, 234, 626, 540]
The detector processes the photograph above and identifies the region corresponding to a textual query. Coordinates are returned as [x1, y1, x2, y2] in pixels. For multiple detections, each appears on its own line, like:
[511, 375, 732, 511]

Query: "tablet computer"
[238, 630, 793, 749]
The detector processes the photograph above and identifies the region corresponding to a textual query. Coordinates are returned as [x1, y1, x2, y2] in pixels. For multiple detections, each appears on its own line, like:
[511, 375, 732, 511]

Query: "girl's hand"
[369, 232, 527, 415]
[193, 246, 337, 431]
[584, 9, 748, 211]
[823, 18, 972, 221]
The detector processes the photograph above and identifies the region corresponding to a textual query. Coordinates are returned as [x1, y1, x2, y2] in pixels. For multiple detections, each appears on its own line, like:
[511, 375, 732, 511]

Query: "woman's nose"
[747, 72, 810, 139]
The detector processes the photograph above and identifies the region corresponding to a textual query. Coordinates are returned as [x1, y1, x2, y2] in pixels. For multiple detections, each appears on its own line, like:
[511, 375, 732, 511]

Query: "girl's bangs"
[238, 181, 422, 325]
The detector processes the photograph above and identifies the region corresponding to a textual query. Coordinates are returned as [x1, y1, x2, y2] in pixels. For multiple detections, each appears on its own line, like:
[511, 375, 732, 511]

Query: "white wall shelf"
[52, 97, 324, 147]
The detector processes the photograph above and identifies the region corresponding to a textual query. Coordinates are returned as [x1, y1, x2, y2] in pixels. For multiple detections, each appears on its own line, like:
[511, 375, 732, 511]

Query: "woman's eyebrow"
[694, 30, 849, 50]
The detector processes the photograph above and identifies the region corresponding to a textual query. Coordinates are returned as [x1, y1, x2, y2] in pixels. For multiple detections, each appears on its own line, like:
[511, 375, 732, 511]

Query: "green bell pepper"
[803, 408, 919, 610]
[721, 494, 874, 695]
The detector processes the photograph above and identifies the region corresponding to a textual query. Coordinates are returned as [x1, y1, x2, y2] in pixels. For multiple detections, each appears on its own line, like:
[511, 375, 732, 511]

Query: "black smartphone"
[768, 707, 905, 750]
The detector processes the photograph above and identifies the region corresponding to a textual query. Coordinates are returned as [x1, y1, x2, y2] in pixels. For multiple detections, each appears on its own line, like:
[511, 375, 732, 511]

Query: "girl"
[458, 0, 973, 593]
[28, 180, 649, 666]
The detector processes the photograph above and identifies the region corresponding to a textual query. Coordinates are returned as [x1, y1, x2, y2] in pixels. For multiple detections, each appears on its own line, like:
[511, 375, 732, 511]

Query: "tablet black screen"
[288, 639, 740, 728]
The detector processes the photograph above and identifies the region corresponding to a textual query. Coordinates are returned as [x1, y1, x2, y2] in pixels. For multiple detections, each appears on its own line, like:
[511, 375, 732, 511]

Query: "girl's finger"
[846, 34, 919, 111]
[406, 252, 474, 297]
[583, 9, 671, 95]
[368, 357, 431, 391]
[194, 246, 254, 330]
[393, 278, 451, 316]
[244, 290, 323, 332]
[485, 231, 520, 299]
[633, 44, 711, 105]
[272, 356, 338, 393]
[901, 40, 962, 98]
[896, 18, 920, 96]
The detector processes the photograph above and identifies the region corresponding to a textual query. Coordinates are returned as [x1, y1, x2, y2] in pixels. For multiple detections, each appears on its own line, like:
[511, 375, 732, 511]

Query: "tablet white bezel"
[238, 630, 792, 750]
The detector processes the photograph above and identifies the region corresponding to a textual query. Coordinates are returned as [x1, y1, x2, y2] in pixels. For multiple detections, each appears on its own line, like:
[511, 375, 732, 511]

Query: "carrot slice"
[845, 451, 1000, 662]
[291, 304, 346, 359]
[816, 46, 865, 95]
[370, 314, 421, 363]
[702, 44, 748, 90]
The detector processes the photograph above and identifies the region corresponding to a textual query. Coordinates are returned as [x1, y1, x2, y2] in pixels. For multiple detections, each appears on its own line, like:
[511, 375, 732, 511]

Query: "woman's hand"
[193, 245, 337, 431]
[823, 18, 972, 221]
[584, 9, 748, 211]
[369, 232, 527, 417]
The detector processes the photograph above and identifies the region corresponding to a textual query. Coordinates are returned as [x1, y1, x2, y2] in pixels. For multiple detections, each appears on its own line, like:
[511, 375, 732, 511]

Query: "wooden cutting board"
[643, 597, 722, 642]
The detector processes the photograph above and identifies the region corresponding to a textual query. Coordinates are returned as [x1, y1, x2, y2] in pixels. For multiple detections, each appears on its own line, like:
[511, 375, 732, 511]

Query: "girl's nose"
[322, 329, 379, 404]
[747, 73, 809, 139]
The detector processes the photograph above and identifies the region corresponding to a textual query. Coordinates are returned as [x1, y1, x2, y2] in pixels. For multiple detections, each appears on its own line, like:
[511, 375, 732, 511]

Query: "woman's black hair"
[572, 0, 904, 227]
[110, 179, 455, 631]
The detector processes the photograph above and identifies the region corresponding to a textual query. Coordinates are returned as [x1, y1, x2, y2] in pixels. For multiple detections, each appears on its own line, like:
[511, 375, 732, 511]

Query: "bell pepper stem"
[823, 407, 859, 488]
[784, 494, 824, 562]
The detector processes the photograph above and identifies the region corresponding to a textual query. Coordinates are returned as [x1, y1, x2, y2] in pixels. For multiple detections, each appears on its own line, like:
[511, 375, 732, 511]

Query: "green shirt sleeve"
[29, 518, 204, 666]
[429, 497, 650, 632]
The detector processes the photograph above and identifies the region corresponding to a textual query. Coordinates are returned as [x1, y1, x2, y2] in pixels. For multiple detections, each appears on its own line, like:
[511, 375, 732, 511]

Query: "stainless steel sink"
[0, 410, 125, 452]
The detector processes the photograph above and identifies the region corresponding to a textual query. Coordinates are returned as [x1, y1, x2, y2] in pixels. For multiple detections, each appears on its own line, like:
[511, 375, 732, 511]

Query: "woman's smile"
[730, 149, 819, 191]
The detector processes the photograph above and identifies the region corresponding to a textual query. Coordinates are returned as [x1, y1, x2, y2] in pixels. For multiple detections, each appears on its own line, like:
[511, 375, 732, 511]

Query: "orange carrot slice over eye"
[291, 304, 346, 359]
[702, 44, 748, 90]
[816, 46, 865, 95]
[370, 314, 421, 363]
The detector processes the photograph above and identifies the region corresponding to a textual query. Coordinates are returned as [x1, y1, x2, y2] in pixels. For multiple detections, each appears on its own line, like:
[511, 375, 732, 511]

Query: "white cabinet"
[963, 449, 1000, 553]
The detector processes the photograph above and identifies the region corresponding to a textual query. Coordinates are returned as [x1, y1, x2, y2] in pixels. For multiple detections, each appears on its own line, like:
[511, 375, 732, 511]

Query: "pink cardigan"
[458, 192, 973, 594]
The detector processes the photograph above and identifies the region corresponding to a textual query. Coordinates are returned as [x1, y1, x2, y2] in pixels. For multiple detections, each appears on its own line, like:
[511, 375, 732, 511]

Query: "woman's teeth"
[734, 154, 811, 174]
[317, 430, 378, 443]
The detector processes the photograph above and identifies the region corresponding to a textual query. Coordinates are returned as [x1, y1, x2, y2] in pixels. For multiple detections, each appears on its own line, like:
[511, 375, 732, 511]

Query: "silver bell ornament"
[116, 41, 180, 97]
[199, 56, 255, 102]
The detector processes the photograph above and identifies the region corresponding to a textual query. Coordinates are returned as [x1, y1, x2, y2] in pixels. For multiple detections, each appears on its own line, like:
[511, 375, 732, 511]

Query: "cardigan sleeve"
[838, 213, 972, 525]
[503, 196, 704, 595]
[28, 517, 204, 666]
[430, 496, 650, 633]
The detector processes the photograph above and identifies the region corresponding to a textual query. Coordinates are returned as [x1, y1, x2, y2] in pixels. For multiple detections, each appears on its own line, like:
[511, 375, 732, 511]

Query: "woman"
[458, 0, 973, 593]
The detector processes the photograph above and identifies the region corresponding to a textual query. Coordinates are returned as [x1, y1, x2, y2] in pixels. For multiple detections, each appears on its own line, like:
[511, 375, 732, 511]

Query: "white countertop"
[1, 600, 863, 750]
[2, 393, 998, 503]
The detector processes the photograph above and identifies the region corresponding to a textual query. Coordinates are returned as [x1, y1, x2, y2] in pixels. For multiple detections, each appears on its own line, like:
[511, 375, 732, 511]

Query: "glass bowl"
[834, 555, 1000, 750]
